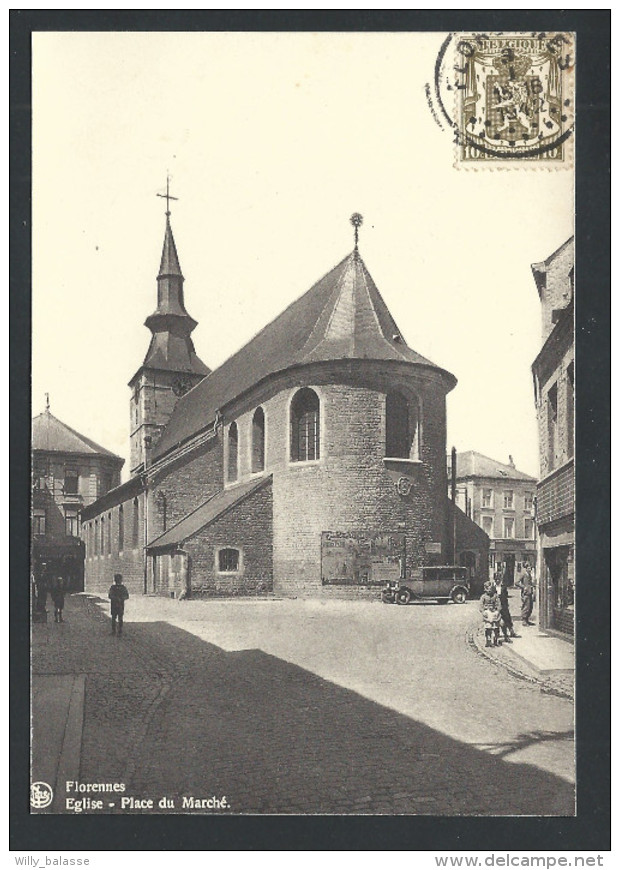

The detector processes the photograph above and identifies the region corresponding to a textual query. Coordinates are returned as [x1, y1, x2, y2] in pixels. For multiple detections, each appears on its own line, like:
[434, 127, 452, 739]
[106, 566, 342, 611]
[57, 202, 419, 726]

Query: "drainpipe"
[451, 446, 457, 566]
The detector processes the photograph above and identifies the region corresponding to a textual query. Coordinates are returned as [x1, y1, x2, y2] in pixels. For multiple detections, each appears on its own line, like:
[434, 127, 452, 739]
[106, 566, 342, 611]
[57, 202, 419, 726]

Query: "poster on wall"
[321, 531, 405, 586]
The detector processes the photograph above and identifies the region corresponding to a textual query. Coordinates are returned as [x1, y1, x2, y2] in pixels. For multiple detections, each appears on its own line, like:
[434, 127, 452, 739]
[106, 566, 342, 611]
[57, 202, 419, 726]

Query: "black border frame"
[10, 8, 610, 852]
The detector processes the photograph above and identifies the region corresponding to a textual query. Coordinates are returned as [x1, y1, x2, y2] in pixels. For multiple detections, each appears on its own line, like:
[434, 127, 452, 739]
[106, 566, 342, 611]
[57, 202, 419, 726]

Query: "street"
[32, 592, 575, 815]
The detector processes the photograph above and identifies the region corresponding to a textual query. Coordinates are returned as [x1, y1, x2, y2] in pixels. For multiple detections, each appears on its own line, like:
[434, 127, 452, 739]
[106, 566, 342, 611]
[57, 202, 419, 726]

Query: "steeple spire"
[139, 194, 210, 376]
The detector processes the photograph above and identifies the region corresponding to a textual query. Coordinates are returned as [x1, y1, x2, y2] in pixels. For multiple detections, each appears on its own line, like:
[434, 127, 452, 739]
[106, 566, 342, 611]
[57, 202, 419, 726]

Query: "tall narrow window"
[118, 504, 124, 552]
[64, 468, 79, 495]
[101, 516, 105, 553]
[227, 422, 239, 482]
[33, 510, 46, 536]
[385, 392, 420, 459]
[65, 510, 79, 537]
[566, 361, 574, 459]
[107, 512, 112, 553]
[482, 488, 493, 508]
[503, 517, 515, 539]
[94, 519, 99, 555]
[133, 498, 140, 547]
[252, 407, 265, 473]
[290, 388, 320, 462]
[482, 515, 494, 537]
[547, 382, 558, 471]
[503, 490, 514, 509]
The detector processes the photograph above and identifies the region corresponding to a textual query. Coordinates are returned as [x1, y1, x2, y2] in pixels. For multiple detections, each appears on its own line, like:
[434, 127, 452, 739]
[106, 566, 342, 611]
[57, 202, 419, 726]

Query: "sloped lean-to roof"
[154, 250, 455, 459]
[32, 410, 123, 460]
[148, 475, 272, 550]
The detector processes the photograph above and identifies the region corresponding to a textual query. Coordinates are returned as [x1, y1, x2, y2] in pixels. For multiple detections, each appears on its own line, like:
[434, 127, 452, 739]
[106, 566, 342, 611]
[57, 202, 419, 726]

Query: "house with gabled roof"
[82, 211, 466, 599]
[448, 450, 538, 585]
[31, 400, 124, 590]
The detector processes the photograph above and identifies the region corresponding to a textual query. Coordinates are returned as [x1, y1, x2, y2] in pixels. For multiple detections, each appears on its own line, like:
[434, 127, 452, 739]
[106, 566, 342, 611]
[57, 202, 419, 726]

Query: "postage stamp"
[433, 32, 575, 167]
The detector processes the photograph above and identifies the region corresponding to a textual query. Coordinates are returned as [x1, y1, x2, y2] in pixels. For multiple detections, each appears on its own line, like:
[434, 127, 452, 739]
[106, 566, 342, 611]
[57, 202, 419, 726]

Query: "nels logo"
[30, 781, 53, 809]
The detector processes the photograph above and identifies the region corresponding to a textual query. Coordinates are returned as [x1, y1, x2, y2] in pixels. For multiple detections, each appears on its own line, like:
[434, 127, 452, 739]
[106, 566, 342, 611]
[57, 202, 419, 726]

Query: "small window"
[218, 548, 240, 573]
[33, 466, 47, 491]
[503, 490, 514, 510]
[524, 518, 534, 540]
[227, 422, 239, 482]
[252, 407, 265, 473]
[64, 469, 79, 495]
[503, 517, 515, 539]
[33, 510, 46, 536]
[482, 488, 493, 508]
[482, 515, 494, 537]
[523, 492, 534, 512]
[291, 388, 320, 462]
[100, 516, 105, 552]
[65, 510, 79, 537]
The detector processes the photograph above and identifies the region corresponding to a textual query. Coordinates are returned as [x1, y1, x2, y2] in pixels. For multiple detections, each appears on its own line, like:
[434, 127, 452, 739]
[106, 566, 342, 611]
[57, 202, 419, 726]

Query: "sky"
[32, 32, 574, 480]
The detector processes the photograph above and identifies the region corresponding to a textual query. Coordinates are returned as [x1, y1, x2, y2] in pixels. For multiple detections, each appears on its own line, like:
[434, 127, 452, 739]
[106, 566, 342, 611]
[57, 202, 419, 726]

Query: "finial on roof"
[45, 393, 50, 412]
[350, 213, 363, 252]
[157, 172, 178, 217]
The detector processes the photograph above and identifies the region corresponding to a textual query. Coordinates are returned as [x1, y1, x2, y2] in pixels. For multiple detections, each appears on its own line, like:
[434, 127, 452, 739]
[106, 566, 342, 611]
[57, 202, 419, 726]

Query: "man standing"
[516, 563, 535, 626]
[108, 573, 129, 636]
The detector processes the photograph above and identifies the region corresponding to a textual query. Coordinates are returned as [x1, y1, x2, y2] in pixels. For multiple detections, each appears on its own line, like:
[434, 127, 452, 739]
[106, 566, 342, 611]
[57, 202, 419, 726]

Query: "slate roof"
[154, 250, 455, 459]
[451, 451, 536, 482]
[32, 410, 123, 460]
[158, 215, 183, 278]
[148, 475, 272, 549]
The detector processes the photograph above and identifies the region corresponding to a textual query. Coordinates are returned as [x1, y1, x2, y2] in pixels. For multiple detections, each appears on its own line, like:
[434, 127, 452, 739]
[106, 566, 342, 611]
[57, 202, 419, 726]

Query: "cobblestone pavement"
[32, 593, 575, 816]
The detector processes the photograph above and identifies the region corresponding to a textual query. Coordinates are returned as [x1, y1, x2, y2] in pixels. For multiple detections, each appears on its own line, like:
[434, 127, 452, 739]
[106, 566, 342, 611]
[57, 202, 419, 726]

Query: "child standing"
[480, 580, 501, 647]
[108, 573, 129, 636]
[50, 576, 65, 623]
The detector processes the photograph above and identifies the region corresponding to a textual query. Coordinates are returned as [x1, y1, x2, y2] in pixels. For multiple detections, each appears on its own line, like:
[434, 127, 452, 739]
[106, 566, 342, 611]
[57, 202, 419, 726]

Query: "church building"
[82, 209, 465, 599]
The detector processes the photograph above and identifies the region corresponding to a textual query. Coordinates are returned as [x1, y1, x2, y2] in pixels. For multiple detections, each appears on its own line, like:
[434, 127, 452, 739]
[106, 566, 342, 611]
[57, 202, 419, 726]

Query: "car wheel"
[396, 588, 411, 605]
[451, 587, 467, 604]
[381, 590, 394, 604]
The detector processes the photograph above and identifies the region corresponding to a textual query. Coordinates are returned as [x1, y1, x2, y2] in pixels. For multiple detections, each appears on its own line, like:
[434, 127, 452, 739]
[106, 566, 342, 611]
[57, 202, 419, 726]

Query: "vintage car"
[381, 566, 470, 605]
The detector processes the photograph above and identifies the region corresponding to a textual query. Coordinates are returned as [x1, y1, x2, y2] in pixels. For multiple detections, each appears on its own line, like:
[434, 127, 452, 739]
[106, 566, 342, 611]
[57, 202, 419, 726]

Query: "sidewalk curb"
[466, 626, 574, 701]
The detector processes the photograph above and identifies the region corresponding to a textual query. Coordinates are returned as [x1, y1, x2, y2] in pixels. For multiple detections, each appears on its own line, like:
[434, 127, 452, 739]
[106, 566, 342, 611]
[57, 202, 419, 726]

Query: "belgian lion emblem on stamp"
[432, 32, 575, 166]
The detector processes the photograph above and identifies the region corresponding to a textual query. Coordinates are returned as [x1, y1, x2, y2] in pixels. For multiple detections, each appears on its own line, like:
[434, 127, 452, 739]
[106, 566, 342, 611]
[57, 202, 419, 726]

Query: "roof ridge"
[357, 259, 408, 361]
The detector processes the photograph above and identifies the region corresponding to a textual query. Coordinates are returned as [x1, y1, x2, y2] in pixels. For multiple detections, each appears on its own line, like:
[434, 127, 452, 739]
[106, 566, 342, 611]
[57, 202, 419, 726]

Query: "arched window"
[118, 504, 124, 552]
[227, 422, 239, 482]
[290, 388, 320, 462]
[252, 407, 265, 473]
[386, 391, 420, 459]
[133, 497, 140, 547]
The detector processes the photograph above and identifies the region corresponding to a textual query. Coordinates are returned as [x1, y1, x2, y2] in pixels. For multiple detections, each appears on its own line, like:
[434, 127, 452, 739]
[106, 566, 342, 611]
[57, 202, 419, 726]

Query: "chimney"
[508, 455, 515, 469]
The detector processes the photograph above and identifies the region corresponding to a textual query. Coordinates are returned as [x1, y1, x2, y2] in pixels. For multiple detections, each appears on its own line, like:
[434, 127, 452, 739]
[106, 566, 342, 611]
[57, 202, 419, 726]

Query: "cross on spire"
[350, 213, 363, 251]
[157, 174, 178, 217]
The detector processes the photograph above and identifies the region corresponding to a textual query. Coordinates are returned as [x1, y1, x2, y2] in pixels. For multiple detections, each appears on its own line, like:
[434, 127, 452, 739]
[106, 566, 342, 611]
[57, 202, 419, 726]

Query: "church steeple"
[141, 212, 209, 374]
[129, 188, 210, 475]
